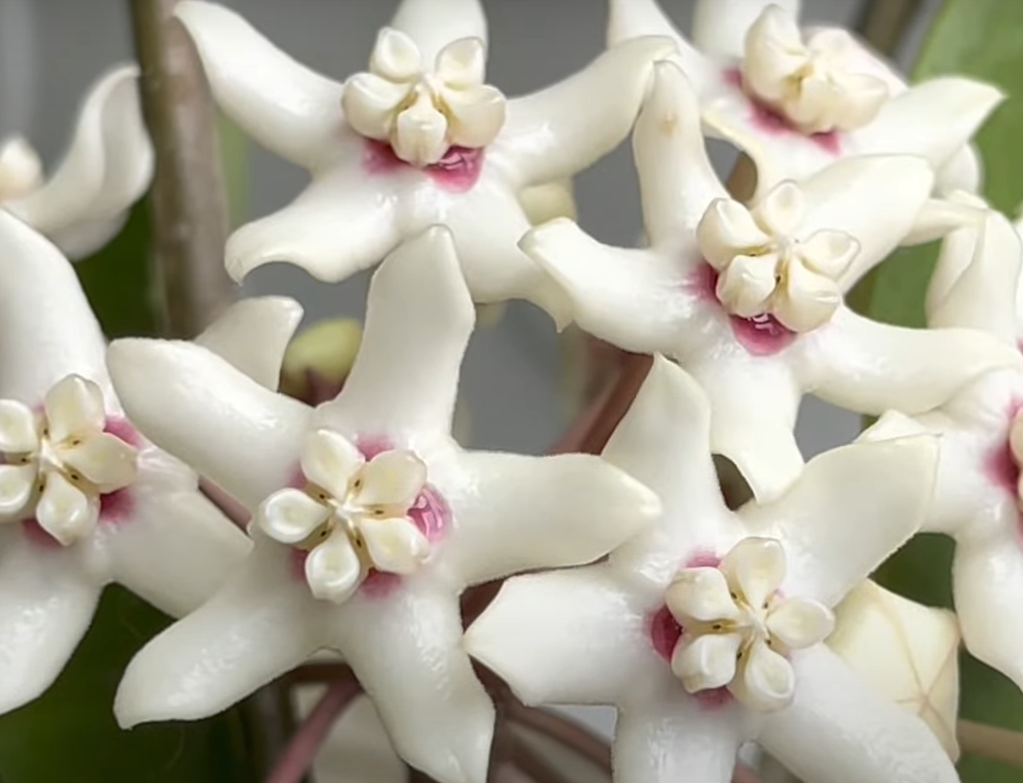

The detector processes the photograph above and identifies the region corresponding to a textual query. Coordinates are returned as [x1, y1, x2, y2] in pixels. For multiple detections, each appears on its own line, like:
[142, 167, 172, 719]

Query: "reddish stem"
[505, 704, 611, 771]
[264, 674, 362, 783]
[548, 379, 617, 455]
[511, 736, 576, 783]
[200, 478, 250, 529]
[577, 353, 653, 455]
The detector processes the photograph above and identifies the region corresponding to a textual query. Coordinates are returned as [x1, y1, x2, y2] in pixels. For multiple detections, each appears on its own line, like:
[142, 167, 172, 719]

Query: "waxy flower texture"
[3, 0, 1023, 781]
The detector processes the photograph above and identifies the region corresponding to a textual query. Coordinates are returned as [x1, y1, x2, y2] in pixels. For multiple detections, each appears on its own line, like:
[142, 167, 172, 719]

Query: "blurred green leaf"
[859, 0, 1023, 778]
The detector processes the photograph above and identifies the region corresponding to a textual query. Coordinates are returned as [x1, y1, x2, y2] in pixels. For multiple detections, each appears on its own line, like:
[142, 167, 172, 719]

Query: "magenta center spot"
[362, 140, 484, 193]
[696, 264, 797, 356]
[723, 68, 842, 155]
[99, 417, 139, 525]
[648, 602, 735, 709]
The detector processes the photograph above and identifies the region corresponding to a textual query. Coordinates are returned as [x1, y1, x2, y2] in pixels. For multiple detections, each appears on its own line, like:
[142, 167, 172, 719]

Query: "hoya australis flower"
[829, 580, 961, 759]
[1, 65, 153, 259]
[466, 356, 957, 783]
[171, 0, 675, 323]
[0, 211, 251, 715]
[607, 0, 1000, 199]
[520, 61, 1018, 501]
[860, 203, 1023, 697]
[107, 228, 658, 783]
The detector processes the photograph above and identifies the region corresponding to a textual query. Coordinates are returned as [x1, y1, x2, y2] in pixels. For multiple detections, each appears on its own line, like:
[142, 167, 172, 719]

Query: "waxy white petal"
[520, 221, 684, 356]
[258, 489, 331, 545]
[335, 577, 494, 783]
[358, 518, 429, 574]
[44, 374, 104, 442]
[759, 645, 960, 783]
[0, 464, 36, 518]
[390, 0, 487, 64]
[443, 84, 506, 149]
[465, 565, 652, 706]
[732, 639, 795, 711]
[720, 537, 785, 611]
[106, 482, 252, 618]
[605, 358, 739, 586]
[0, 531, 101, 715]
[35, 472, 97, 546]
[317, 227, 474, 441]
[767, 598, 834, 649]
[393, 90, 449, 167]
[697, 199, 771, 270]
[444, 450, 659, 587]
[695, 0, 801, 59]
[796, 155, 933, 290]
[174, 1, 345, 170]
[664, 567, 742, 624]
[636, 61, 729, 245]
[773, 259, 840, 333]
[301, 429, 363, 501]
[0, 136, 43, 201]
[954, 536, 1023, 692]
[715, 252, 777, 318]
[341, 72, 412, 142]
[355, 450, 427, 509]
[59, 431, 138, 493]
[223, 170, 401, 285]
[435, 37, 486, 87]
[672, 633, 742, 693]
[195, 296, 304, 391]
[115, 539, 324, 727]
[5, 66, 153, 259]
[496, 36, 678, 188]
[799, 229, 859, 280]
[741, 435, 937, 607]
[0, 211, 109, 404]
[742, 6, 806, 105]
[370, 28, 423, 82]
[0, 399, 38, 454]
[614, 694, 745, 783]
[806, 306, 1022, 417]
[305, 534, 363, 603]
[757, 181, 805, 237]
[107, 339, 311, 510]
[855, 77, 1003, 175]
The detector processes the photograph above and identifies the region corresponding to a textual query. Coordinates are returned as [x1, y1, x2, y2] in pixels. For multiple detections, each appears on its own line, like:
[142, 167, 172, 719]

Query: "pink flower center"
[689, 264, 797, 356]
[985, 402, 1023, 535]
[363, 140, 484, 193]
[724, 69, 842, 155]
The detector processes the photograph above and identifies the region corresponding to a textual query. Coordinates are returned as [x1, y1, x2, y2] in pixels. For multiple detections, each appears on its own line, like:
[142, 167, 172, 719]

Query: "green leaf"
[0, 587, 253, 783]
[859, 1, 1023, 778]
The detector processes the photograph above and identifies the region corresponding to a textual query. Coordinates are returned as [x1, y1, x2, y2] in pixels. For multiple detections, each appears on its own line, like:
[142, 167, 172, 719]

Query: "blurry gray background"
[0, 0, 942, 749]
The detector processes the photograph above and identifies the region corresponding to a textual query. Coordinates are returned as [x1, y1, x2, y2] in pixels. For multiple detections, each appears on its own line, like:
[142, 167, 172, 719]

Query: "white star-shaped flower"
[858, 201, 1023, 697]
[520, 61, 1019, 501]
[171, 0, 675, 323]
[607, 0, 1002, 199]
[1, 65, 153, 259]
[466, 356, 958, 783]
[0, 211, 251, 715]
[106, 227, 659, 783]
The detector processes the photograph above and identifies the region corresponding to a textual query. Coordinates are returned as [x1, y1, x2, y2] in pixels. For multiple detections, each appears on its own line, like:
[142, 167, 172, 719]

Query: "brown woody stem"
[128, 0, 234, 338]
[959, 719, 1023, 769]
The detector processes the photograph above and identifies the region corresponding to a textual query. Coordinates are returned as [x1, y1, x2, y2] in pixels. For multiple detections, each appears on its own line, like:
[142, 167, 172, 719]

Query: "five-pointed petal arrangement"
[171, 0, 676, 323]
[466, 356, 957, 783]
[0, 210, 250, 715]
[860, 202, 1023, 696]
[1, 65, 153, 259]
[607, 0, 1001, 199]
[107, 227, 659, 783]
[521, 60, 1019, 501]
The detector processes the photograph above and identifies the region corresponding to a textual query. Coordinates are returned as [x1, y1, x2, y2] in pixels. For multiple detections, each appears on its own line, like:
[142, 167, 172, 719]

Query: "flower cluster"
[3, 1, 1021, 782]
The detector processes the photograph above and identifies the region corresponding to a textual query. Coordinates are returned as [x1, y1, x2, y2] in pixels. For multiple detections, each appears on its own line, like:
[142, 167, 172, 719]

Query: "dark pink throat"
[692, 264, 797, 356]
[363, 140, 484, 193]
[723, 68, 842, 155]
[985, 404, 1023, 523]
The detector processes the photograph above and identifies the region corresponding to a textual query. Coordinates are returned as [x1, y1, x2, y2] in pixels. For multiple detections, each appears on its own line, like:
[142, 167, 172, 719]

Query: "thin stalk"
[264, 675, 362, 783]
[511, 737, 578, 783]
[128, 0, 234, 338]
[958, 719, 1023, 769]
[577, 353, 653, 455]
[505, 705, 611, 772]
